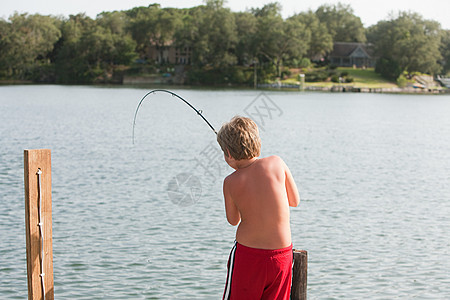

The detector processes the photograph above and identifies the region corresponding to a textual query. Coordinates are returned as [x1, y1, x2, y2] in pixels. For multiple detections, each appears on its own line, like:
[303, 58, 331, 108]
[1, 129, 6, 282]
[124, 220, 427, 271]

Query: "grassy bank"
[282, 67, 397, 89]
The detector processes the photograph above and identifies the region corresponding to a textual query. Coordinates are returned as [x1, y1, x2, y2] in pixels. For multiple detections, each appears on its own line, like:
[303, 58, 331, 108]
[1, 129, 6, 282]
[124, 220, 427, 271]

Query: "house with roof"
[147, 41, 192, 65]
[328, 42, 376, 68]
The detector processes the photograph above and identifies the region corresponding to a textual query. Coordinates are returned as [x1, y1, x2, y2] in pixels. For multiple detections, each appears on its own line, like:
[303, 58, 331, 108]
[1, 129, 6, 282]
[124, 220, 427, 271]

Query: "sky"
[1, 0, 449, 29]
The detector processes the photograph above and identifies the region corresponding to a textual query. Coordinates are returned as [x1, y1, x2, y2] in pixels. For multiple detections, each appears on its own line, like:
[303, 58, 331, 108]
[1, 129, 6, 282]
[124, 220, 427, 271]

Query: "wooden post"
[24, 149, 54, 300]
[291, 249, 307, 300]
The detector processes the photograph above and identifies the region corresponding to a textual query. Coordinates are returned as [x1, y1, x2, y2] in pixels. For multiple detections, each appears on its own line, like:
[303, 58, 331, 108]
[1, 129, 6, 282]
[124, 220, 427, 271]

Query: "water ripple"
[1, 87, 449, 298]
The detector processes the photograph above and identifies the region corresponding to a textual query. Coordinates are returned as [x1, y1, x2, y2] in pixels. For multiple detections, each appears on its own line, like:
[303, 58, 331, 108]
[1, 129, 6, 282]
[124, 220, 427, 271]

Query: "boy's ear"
[226, 148, 232, 158]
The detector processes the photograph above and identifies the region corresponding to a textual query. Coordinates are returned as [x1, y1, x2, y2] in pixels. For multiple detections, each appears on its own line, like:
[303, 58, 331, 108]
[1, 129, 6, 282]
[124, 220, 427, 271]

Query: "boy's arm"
[283, 161, 300, 207]
[223, 176, 241, 226]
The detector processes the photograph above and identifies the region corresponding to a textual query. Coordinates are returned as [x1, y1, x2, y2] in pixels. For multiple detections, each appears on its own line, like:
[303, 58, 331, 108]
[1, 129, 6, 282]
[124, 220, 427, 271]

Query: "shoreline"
[257, 83, 449, 94]
[1, 80, 448, 94]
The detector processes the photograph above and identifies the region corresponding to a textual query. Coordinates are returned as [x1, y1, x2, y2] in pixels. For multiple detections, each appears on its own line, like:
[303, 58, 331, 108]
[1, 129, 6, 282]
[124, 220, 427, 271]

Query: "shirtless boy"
[217, 116, 300, 300]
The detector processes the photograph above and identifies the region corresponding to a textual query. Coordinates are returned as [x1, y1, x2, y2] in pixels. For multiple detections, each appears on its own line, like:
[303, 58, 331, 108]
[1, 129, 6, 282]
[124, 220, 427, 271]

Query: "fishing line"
[132, 89, 217, 144]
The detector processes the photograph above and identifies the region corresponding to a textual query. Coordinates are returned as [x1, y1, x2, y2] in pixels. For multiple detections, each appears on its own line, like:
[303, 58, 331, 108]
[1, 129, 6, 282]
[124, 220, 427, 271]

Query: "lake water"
[1, 85, 449, 299]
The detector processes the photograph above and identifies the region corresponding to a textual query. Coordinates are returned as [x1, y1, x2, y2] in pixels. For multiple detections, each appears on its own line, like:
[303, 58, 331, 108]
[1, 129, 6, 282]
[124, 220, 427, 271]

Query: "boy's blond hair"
[217, 116, 261, 160]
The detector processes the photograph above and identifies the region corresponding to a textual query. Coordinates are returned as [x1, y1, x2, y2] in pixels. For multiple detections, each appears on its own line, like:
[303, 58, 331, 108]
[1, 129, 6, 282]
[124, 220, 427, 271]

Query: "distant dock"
[436, 76, 450, 88]
[257, 83, 449, 94]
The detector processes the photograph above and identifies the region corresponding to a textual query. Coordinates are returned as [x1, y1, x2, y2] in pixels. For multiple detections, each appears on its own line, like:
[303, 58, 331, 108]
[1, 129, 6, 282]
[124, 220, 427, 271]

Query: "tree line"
[0, 1, 449, 84]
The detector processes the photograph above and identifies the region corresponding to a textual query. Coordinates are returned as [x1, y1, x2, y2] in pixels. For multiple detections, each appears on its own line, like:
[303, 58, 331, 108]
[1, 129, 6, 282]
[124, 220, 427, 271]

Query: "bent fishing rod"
[132, 89, 217, 144]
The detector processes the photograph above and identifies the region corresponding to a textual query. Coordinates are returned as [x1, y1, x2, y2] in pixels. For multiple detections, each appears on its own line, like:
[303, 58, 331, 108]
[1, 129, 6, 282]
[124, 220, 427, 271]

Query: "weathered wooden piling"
[24, 149, 54, 300]
[291, 249, 307, 300]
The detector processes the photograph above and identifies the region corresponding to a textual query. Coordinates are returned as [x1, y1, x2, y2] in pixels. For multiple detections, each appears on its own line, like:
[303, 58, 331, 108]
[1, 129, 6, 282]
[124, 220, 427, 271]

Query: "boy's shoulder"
[257, 156, 289, 179]
[260, 155, 285, 167]
[225, 156, 285, 180]
[264, 155, 283, 162]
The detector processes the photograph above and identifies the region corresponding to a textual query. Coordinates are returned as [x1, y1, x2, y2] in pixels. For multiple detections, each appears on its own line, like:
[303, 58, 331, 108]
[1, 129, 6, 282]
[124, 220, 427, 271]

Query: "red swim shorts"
[223, 242, 293, 300]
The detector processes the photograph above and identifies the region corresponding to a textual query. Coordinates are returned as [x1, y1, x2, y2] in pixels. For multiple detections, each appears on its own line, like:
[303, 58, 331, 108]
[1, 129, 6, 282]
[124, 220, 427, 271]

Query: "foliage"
[440, 30, 450, 74]
[0, 2, 447, 84]
[234, 12, 258, 65]
[368, 12, 442, 79]
[290, 58, 311, 68]
[252, 3, 310, 77]
[186, 65, 253, 85]
[174, 1, 238, 67]
[345, 76, 354, 83]
[329, 73, 353, 83]
[299, 58, 312, 68]
[0, 13, 61, 80]
[126, 5, 182, 59]
[375, 57, 403, 80]
[330, 73, 354, 83]
[197, 1, 238, 66]
[290, 11, 333, 60]
[315, 3, 366, 43]
[305, 69, 329, 82]
[53, 14, 137, 83]
[396, 74, 408, 88]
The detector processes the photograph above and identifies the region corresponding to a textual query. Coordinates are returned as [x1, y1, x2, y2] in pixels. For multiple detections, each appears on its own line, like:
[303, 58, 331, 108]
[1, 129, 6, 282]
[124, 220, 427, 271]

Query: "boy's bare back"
[223, 155, 299, 250]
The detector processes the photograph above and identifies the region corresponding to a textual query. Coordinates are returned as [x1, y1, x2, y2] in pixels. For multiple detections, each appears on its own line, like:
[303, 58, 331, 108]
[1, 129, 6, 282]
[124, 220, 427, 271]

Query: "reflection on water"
[1, 85, 449, 299]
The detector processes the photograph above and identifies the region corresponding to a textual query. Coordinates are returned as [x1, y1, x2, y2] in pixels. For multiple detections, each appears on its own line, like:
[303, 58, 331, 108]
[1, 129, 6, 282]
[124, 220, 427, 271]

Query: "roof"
[330, 42, 374, 58]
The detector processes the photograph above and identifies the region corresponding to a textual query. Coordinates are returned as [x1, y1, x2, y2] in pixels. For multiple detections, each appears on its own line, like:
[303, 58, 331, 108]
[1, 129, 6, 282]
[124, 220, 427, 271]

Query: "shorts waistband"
[236, 242, 293, 255]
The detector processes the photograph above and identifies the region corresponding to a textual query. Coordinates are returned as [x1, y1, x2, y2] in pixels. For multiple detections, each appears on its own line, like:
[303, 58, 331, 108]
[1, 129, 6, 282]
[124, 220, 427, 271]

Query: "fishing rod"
[132, 89, 217, 144]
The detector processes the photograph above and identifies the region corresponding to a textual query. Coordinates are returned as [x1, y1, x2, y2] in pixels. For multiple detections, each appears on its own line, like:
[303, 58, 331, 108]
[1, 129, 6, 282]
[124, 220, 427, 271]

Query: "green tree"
[290, 11, 333, 60]
[97, 12, 137, 66]
[126, 4, 182, 60]
[234, 12, 258, 65]
[54, 14, 97, 82]
[368, 12, 442, 78]
[201, 0, 237, 66]
[250, 2, 281, 18]
[0, 19, 12, 78]
[252, 3, 310, 77]
[54, 13, 136, 83]
[175, 1, 237, 67]
[173, 9, 199, 63]
[0, 13, 61, 79]
[316, 3, 366, 42]
[440, 30, 450, 74]
[97, 11, 127, 35]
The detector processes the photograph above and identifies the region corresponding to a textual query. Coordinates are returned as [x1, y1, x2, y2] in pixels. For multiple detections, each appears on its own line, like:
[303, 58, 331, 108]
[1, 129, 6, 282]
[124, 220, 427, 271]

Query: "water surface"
[0, 85, 449, 299]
